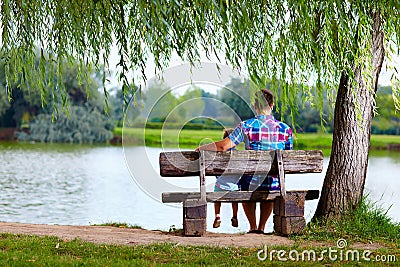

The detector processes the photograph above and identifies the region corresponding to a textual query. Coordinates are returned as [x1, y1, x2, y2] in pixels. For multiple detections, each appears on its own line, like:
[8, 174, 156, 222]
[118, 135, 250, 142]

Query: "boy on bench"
[196, 89, 293, 234]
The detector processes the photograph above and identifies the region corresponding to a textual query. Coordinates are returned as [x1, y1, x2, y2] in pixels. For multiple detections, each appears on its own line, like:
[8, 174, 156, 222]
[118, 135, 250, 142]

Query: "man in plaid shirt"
[196, 89, 293, 234]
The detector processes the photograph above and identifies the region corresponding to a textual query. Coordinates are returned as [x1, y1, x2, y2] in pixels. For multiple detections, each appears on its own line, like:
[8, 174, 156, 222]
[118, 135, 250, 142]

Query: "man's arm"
[195, 137, 236, 152]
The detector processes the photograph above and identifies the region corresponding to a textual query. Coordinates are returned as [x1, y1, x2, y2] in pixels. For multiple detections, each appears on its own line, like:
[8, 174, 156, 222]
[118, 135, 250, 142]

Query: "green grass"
[371, 134, 400, 148]
[0, 234, 278, 266]
[118, 128, 225, 148]
[115, 127, 400, 151]
[1, 196, 399, 266]
[297, 196, 400, 247]
[1, 233, 398, 266]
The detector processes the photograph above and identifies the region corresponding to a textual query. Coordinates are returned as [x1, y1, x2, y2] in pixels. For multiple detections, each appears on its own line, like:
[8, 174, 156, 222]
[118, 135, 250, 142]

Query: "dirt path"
[0, 222, 293, 248]
[0, 222, 384, 250]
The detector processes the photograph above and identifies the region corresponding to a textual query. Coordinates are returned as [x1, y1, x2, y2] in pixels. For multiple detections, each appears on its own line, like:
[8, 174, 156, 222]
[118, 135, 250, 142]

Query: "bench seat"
[162, 190, 319, 203]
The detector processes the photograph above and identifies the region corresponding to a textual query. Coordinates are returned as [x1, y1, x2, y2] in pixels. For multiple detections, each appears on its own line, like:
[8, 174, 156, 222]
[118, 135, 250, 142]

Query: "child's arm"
[195, 137, 236, 152]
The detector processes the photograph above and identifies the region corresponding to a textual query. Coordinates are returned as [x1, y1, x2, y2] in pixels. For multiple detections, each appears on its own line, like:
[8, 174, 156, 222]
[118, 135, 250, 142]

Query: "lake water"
[0, 143, 399, 234]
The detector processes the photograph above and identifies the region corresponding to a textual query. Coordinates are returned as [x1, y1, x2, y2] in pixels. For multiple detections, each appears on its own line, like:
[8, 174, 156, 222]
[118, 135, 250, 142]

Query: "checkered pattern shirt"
[228, 115, 293, 150]
[228, 114, 293, 190]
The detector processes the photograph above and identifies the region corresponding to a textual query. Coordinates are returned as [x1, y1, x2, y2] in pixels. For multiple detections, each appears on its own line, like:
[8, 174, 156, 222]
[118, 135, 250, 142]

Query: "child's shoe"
[213, 217, 221, 228]
[231, 216, 238, 227]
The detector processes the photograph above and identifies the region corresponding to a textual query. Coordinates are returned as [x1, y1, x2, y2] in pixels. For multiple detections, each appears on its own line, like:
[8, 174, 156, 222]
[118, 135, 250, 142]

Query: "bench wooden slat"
[159, 150, 323, 177]
[162, 190, 319, 203]
[202, 150, 276, 176]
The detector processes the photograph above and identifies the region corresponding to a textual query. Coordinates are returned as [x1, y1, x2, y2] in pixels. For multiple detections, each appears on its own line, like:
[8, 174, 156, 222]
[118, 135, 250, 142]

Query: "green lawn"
[0, 234, 257, 266]
[115, 127, 400, 150]
[2, 197, 399, 266]
[1, 233, 398, 266]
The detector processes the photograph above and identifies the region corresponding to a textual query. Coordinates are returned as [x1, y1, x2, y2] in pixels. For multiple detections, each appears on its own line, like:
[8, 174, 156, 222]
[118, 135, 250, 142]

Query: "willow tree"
[1, 1, 400, 219]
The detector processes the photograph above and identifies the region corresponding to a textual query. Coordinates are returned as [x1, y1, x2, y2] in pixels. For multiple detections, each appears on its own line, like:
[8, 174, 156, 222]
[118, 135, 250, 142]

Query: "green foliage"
[219, 78, 254, 121]
[107, 86, 140, 127]
[133, 77, 338, 133]
[2, 1, 400, 115]
[119, 127, 400, 151]
[373, 86, 400, 134]
[139, 80, 178, 122]
[300, 196, 400, 246]
[201, 90, 220, 117]
[143, 122, 223, 130]
[0, 231, 398, 266]
[0, 52, 116, 143]
[0, 234, 259, 266]
[120, 128, 224, 147]
[0, 62, 11, 118]
[16, 105, 114, 144]
[0, 52, 107, 126]
[133, 81, 226, 126]
[0, 56, 44, 127]
[177, 86, 205, 120]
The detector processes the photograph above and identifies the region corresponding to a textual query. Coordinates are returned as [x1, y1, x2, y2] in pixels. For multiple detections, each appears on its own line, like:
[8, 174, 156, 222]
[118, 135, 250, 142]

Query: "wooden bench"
[160, 150, 323, 236]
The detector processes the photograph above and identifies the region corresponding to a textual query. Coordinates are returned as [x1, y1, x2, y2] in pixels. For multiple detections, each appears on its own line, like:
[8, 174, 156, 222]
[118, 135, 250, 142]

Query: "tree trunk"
[314, 12, 385, 219]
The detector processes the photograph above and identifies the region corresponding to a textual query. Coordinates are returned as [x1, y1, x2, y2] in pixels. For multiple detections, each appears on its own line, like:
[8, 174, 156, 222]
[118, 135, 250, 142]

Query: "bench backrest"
[160, 149, 323, 201]
[159, 150, 323, 177]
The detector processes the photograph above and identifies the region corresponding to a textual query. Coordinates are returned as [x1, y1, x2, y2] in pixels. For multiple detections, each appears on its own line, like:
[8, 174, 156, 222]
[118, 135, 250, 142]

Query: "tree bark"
[314, 11, 385, 219]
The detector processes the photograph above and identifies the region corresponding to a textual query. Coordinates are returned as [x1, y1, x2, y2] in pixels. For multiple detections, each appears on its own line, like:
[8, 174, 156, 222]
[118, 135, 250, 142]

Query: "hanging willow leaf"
[0, 0, 399, 116]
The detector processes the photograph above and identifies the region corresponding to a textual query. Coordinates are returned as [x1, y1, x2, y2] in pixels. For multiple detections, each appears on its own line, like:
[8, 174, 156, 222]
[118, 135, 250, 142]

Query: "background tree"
[139, 80, 178, 122]
[177, 86, 205, 120]
[219, 78, 254, 122]
[0, 53, 114, 143]
[1, 1, 400, 219]
[201, 90, 219, 119]
[372, 86, 400, 135]
[0, 56, 43, 128]
[0, 60, 11, 122]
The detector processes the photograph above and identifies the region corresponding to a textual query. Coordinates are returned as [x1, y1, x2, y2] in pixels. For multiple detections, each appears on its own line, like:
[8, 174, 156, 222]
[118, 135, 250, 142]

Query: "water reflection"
[0, 143, 89, 224]
[0, 143, 399, 234]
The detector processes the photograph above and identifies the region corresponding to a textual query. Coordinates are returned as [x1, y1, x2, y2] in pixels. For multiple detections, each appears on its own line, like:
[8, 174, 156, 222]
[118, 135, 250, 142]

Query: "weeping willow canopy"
[1, 1, 400, 112]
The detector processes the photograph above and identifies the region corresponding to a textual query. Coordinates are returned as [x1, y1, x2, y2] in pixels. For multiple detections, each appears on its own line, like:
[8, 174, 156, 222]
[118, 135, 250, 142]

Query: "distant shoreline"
[114, 128, 400, 151]
[2, 127, 400, 151]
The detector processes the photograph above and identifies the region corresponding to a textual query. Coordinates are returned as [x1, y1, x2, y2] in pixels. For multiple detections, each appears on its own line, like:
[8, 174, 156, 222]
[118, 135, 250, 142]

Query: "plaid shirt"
[228, 114, 293, 190]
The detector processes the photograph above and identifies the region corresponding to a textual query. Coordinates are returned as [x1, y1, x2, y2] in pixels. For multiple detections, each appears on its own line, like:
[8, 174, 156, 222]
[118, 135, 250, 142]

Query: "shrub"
[16, 105, 114, 144]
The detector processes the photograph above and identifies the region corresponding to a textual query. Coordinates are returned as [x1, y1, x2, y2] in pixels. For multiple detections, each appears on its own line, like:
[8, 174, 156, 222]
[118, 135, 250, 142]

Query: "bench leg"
[273, 193, 306, 235]
[183, 199, 207, 236]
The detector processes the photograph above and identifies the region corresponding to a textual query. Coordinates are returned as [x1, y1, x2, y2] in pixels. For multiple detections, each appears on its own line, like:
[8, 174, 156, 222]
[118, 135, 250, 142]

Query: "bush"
[16, 105, 114, 144]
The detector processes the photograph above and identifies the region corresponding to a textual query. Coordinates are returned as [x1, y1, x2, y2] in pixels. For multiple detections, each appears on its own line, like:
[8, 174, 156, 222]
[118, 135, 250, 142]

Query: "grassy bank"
[299, 197, 400, 246]
[0, 235, 258, 266]
[1, 198, 398, 266]
[115, 127, 400, 151]
[1, 233, 397, 266]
